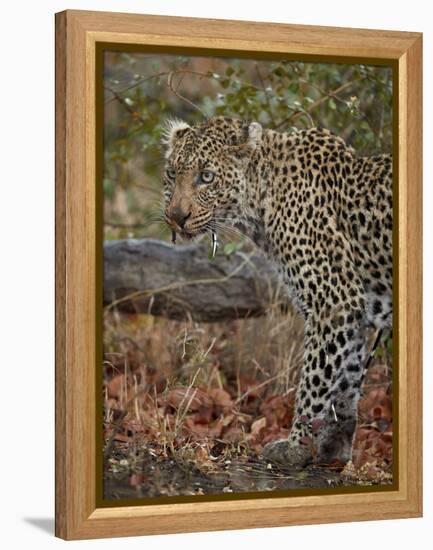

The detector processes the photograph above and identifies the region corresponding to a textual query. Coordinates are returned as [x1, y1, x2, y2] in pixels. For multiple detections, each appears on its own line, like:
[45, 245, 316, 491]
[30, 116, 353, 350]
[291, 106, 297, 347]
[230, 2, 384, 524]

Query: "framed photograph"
[55, 10, 422, 540]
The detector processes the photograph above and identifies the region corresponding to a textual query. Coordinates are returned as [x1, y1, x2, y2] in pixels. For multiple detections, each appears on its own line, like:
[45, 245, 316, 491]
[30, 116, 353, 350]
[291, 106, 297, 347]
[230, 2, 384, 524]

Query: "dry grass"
[103, 302, 304, 453]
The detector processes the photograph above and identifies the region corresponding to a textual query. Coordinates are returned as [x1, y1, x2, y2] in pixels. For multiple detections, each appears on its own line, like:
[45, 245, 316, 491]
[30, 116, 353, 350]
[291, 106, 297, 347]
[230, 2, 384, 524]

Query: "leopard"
[162, 116, 392, 467]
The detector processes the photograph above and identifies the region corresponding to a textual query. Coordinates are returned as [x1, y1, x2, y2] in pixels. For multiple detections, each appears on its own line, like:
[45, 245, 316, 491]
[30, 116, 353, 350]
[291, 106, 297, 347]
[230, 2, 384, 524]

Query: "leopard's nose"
[169, 208, 191, 229]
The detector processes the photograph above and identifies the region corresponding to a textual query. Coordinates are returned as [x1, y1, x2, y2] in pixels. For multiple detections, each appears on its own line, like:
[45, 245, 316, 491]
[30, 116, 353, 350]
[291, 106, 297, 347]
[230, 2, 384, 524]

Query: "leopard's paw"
[261, 438, 312, 468]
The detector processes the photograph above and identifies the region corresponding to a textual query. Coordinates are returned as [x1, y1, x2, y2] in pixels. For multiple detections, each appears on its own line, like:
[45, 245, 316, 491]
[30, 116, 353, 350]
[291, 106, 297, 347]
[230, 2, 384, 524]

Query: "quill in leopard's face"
[162, 117, 262, 240]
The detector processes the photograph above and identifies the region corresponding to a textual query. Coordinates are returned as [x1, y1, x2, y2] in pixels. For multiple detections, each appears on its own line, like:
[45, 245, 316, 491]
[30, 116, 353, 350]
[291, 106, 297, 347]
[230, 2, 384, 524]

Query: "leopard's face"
[162, 117, 262, 239]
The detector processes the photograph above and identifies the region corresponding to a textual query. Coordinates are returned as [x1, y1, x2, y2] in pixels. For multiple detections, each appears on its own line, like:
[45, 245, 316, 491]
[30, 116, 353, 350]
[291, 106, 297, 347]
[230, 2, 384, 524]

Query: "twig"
[235, 372, 286, 404]
[167, 71, 207, 118]
[104, 86, 147, 125]
[107, 69, 214, 121]
[255, 64, 276, 127]
[104, 72, 170, 104]
[288, 109, 315, 128]
[105, 221, 150, 229]
[274, 81, 355, 130]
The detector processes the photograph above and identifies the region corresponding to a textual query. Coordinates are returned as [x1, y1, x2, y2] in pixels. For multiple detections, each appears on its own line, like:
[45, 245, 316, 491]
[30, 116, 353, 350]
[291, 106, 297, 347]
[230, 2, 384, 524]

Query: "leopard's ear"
[227, 122, 262, 162]
[161, 118, 191, 156]
[245, 122, 262, 148]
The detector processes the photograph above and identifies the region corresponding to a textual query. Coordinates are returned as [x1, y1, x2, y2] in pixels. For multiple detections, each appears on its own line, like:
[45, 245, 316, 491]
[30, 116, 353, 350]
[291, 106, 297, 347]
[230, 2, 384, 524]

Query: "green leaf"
[272, 67, 285, 78]
[374, 345, 384, 359]
[386, 338, 393, 355]
[223, 242, 238, 256]
[220, 78, 230, 89]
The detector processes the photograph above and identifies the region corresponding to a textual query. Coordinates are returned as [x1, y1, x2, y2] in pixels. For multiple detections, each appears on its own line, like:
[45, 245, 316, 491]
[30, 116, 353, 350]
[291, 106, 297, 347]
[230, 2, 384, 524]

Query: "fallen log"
[104, 239, 290, 322]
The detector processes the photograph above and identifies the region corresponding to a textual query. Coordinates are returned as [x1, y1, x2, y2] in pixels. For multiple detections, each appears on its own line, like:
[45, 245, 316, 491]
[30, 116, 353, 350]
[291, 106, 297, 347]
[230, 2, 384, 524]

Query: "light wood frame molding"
[55, 9, 423, 540]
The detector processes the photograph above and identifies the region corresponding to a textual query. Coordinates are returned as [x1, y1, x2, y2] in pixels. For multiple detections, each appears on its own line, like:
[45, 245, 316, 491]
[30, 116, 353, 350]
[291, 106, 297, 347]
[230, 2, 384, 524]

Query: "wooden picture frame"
[55, 9, 422, 540]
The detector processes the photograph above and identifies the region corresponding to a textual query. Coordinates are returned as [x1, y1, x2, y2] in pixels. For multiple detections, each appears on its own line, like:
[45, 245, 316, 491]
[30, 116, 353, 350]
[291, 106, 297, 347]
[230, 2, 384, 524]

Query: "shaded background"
[104, 52, 392, 240]
[103, 52, 394, 500]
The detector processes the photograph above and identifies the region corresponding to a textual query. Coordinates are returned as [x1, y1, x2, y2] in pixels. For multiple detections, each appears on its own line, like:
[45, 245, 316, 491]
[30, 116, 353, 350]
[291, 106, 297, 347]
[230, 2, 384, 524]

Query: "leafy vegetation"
[103, 52, 392, 240]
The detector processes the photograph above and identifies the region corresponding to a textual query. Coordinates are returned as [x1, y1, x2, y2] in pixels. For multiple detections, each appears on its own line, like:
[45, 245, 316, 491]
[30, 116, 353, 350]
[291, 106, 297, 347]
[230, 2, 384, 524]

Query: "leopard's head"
[162, 116, 262, 239]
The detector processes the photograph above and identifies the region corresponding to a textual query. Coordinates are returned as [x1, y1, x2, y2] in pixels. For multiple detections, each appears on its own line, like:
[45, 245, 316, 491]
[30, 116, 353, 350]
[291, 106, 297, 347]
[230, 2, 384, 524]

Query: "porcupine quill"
[211, 230, 219, 258]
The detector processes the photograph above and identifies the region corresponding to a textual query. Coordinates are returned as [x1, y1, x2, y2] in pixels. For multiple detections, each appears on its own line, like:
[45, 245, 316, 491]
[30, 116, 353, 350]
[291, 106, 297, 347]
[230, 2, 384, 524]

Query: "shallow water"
[103, 453, 389, 501]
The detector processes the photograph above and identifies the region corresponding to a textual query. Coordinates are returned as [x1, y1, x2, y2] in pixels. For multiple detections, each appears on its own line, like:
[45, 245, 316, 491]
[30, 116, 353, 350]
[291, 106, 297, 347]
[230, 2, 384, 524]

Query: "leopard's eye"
[200, 170, 215, 184]
[166, 167, 176, 180]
